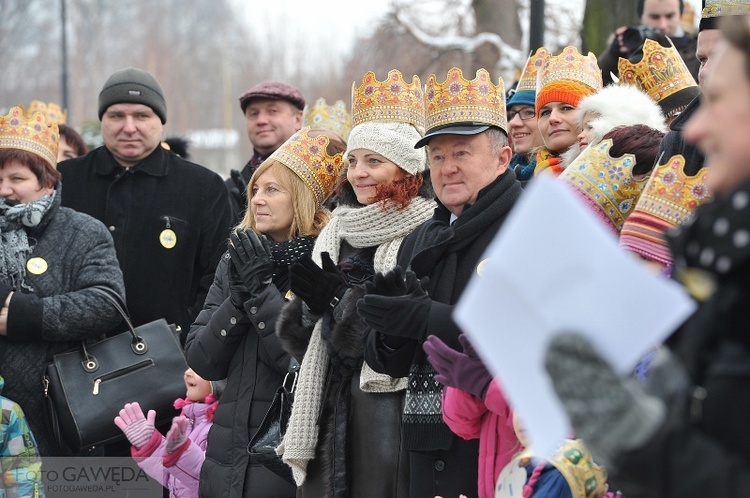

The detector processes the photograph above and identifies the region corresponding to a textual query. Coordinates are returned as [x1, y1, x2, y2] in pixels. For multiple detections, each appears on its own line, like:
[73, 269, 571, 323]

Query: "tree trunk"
[473, 0, 522, 48]
[581, 0, 639, 55]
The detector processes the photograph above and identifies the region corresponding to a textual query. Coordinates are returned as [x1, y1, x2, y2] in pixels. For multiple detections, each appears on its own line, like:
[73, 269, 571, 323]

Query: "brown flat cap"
[239, 81, 305, 113]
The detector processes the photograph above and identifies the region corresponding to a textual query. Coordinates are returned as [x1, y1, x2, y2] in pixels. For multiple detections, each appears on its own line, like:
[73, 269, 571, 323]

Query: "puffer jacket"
[131, 397, 216, 498]
[185, 254, 295, 498]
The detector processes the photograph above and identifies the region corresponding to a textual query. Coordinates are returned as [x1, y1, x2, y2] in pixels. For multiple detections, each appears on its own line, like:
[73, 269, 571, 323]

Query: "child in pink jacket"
[114, 368, 224, 498]
[424, 334, 523, 498]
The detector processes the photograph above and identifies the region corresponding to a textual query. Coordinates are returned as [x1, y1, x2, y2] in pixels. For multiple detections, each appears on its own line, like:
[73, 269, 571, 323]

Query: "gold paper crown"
[351, 70, 425, 133]
[633, 155, 710, 226]
[617, 39, 698, 105]
[269, 126, 344, 207]
[549, 439, 608, 498]
[424, 67, 507, 133]
[702, 0, 750, 18]
[560, 139, 648, 231]
[0, 106, 59, 169]
[302, 98, 352, 142]
[537, 46, 603, 95]
[515, 47, 550, 94]
[27, 100, 67, 126]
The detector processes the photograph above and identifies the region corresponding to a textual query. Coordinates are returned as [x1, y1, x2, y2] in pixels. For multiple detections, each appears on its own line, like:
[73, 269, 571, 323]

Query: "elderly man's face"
[101, 103, 163, 168]
[245, 99, 302, 157]
[640, 0, 681, 37]
[685, 41, 750, 195]
[427, 132, 511, 216]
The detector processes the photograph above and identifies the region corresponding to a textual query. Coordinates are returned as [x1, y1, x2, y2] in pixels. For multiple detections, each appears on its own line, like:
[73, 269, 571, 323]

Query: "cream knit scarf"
[278, 196, 435, 485]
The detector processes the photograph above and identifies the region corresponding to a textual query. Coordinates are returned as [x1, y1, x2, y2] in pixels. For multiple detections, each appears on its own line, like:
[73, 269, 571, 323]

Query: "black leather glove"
[356, 266, 431, 341]
[290, 252, 347, 315]
[228, 230, 273, 296]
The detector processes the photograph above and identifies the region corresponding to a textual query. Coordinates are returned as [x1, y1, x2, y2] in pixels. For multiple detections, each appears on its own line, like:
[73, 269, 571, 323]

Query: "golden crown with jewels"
[560, 139, 649, 232]
[424, 67, 507, 133]
[0, 106, 59, 169]
[268, 126, 344, 207]
[549, 439, 609, 498]
[516, 47, 550, 94]
[351, 70, 425, 133]
[620, 155, 711, 265]
[536, 46, 603, 96]
[702, 0, 750, 18]
[27, 100, 67, 126]
[617, 39, 698, 109]
[302, 98, 352, 142]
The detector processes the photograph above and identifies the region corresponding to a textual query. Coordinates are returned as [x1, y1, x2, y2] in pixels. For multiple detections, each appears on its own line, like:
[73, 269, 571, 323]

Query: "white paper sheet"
[453, 175, 697, 457]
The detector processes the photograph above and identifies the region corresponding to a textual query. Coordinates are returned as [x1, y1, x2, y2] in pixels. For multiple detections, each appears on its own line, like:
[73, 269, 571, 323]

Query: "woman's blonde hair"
[237, 159, 331, 239]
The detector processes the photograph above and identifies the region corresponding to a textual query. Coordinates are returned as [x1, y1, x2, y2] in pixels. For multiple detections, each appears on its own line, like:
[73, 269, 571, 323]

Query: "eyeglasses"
[507, 108, 536, 121]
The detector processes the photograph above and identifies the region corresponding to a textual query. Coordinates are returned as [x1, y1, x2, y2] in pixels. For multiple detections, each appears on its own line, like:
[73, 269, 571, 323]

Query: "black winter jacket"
[58, 146, 232, 337]
[185, 254, 296, 498]
[364, 171, 523, 498]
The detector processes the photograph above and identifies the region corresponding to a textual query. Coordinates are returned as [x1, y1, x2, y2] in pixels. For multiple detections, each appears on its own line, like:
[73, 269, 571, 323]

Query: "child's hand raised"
[165, 416, 190, 454]
[114, 402, 156, 449]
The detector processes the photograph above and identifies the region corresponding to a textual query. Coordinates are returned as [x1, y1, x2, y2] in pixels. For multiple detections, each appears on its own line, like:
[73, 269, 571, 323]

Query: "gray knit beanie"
[210, 379, 227, 399]
[98, 67, 167, 124]
[345, 121, 427, 175]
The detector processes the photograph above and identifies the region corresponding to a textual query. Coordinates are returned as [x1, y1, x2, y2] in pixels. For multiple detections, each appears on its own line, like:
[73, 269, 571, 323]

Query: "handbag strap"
[284, 357, 299, 393]
[76, 288, 147, 373]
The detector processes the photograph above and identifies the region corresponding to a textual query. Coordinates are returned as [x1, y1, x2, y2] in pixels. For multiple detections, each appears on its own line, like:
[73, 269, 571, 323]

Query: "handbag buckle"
[132, 338, 148, 355]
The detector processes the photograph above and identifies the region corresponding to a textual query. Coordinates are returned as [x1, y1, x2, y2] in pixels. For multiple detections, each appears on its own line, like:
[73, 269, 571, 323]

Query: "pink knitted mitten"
[165, 416, 190, 454]
[114, 402, 156, 449]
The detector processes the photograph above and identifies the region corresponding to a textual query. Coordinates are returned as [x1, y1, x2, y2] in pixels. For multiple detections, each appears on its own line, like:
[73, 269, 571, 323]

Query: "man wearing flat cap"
[226, 80, 305, 223]
[58, 67, 232, 344]
[359, 68, 523, 497]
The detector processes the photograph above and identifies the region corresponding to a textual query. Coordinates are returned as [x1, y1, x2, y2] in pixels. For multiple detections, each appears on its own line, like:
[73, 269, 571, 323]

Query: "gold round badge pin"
[476, 258, 490, 276]
[159, 229, 177, 249]
[27, 257, 48, 275]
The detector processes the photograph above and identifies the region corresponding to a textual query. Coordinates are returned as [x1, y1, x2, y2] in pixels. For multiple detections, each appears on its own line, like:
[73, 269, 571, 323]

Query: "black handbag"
[43, 289, 188, 454]
[248, 358, 299, 484]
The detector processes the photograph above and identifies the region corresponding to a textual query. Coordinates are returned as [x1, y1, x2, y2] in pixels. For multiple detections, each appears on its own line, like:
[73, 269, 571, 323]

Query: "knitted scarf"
[0, 192, 56, 291]
[278, 196, 435, 485]
[533, 148, 563, 177]
[510, 152, 537, 182]
[405, 172, 523, 451]
[266, 235, 316, 283]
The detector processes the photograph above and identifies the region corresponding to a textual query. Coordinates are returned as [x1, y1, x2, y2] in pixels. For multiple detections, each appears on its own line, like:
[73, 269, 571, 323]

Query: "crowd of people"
[2, 0, 750, 497]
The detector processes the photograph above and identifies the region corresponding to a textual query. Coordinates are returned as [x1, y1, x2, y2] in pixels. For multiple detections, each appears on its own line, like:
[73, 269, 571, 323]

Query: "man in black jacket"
[58, 67, 232, 341]
[360, 68, 523, 498]
[226, 81, 304, 223]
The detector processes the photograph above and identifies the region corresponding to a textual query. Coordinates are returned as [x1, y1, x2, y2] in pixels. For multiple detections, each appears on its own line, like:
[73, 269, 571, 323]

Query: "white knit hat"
[345, 121, 427, 175]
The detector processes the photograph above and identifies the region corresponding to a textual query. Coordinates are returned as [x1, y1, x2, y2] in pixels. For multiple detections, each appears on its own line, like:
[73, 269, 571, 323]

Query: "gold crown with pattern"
[549, 439, 608, 498]
[536, 46, 603, 96]
[302, 98, 352, 142]
[424, 67, 507, 134]
[560, 139, 649, 232]
[619, 156, 710, 264]
[351, 70, 425, 133]
[516, 47, 550, 94]
[0, 106, 59, 169]
[268, 126, 344, 207]
[27, 100, 67, 126]
[617, 39, 698, 105]
[702, 0, 750, 18]
[630, 156, 711, 225]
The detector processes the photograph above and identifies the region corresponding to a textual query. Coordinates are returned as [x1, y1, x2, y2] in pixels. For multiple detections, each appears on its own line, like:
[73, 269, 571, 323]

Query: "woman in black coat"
[185, 128, 343, 498]
[544, 16, 750, 496]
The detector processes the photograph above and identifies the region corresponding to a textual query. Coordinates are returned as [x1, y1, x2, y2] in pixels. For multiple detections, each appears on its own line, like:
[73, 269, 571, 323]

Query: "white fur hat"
[345, 121, 427, 175]
[577, 85, 667, 146]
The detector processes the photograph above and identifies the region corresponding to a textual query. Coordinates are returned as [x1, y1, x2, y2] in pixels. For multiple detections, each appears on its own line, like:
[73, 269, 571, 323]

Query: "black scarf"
[267, 235, 316, 292]
[668, 177, 750, 382]
[402, 171, 522, 451]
